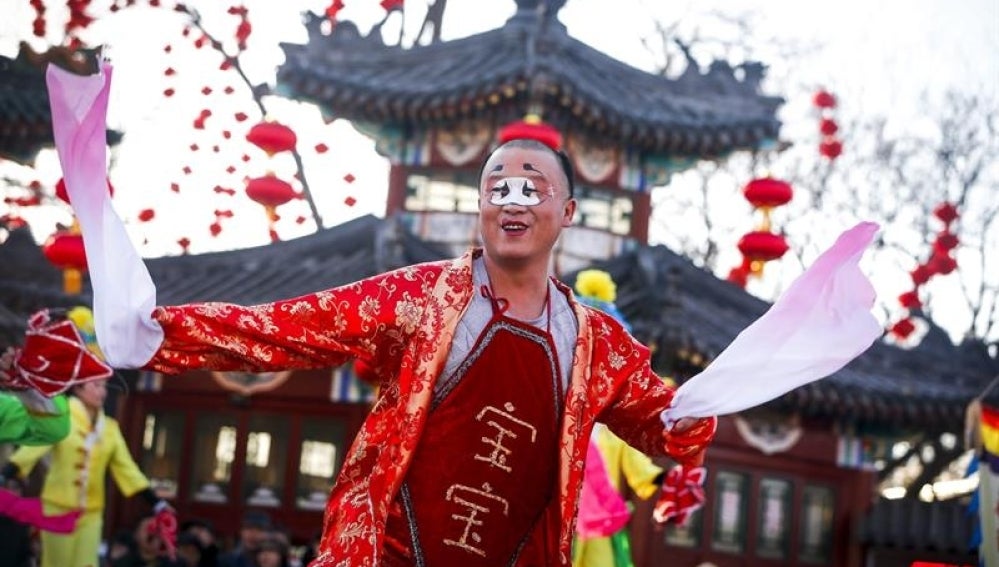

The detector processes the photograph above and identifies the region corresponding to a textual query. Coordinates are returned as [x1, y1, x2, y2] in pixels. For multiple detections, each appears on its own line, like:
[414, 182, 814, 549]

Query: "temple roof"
[0, 48, 57, 163]
[276, 1, 783, 156]
[0, 44, 117, 164]
[1, 215, 994, 432]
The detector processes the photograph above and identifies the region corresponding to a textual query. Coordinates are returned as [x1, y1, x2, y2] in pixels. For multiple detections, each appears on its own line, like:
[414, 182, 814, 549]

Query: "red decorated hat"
[6, 310, 113, 397]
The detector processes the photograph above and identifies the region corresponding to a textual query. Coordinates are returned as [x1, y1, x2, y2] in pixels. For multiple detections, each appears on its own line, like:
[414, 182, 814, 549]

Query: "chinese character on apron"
[384, 285, 564, 566]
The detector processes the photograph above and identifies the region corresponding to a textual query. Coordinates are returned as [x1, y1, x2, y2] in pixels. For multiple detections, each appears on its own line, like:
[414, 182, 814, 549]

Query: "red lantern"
[245, 175, 297, 208]
[498, 114, 562, 151]
[1, 214, 28, 229]
[890, 318, 915, 339]
[813, 90, 836, 109]
[743, 177, 793, 209]
[927, 252, 957, 276]
[933, 231, 959, 254]
[933, 202, 959, 225]
[910, 265, 932, 286]
[246, 175, 297, 232]
[737, 231, 789, 263]
[819, 118, 839, 136]
[42, 231, 87, 294]
[325, 0, 345, 20]
[56, 178, 114, 204]
[381, 0, 404, 12]
[898, 290, 921, 309]
[246, 121, 297, 156]
[42, 232, 87, 270]
[819, 139, 843, 159]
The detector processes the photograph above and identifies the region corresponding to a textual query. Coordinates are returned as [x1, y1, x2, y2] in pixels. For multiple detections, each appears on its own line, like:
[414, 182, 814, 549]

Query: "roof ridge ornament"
[510, 0, 566, 24]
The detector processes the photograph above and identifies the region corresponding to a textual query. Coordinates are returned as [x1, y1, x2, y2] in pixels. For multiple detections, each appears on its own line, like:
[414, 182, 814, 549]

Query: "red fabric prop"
[653, 417, 717, 526]
[652, 465, 707, 525]
[9, 310, 113, 397]
[0, 488, 81, 533]
[148, 507, 178, 560]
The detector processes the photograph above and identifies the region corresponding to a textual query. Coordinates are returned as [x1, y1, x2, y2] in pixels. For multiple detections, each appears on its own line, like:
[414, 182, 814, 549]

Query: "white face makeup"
[486, 176, 553, 207]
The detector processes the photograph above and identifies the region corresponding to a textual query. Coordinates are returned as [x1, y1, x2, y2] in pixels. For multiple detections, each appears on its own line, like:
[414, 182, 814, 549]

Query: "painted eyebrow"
[485, 163, 546, 177]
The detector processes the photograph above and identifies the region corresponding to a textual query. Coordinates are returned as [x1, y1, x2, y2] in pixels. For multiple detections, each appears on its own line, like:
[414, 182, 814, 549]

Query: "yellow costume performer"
[10, 398, 149, 567]
[7, 389, 154, 567]
[573, 423, 664, 567]
[3, 308, 174, 565]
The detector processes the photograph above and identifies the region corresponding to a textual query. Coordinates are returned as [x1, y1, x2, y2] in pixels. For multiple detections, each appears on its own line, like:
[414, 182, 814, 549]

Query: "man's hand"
[153, 499, 175, 515]
[663, 416, 717, 468]
[670, 417, 698, 433]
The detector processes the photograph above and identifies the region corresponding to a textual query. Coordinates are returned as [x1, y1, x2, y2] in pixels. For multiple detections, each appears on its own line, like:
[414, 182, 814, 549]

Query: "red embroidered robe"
[145, 250, 681, 566]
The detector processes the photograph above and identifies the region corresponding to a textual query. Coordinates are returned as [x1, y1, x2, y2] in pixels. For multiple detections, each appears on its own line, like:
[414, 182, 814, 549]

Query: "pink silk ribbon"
[46, 61, 163, 369]
[575, 436, 631, 538]
[654, 223, 880, 525]
[0, 488, 81, 534]
[661, 221, 882, 425]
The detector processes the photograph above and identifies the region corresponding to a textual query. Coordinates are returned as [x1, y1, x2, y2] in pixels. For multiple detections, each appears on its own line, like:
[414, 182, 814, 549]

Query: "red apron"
[384, 287, 564, 566]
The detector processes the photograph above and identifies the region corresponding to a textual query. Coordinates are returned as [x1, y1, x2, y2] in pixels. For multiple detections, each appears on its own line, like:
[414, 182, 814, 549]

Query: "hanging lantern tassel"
[64, 268, 82, 295]
[264, 206, 281, 242]
[757, 206, 772, 232]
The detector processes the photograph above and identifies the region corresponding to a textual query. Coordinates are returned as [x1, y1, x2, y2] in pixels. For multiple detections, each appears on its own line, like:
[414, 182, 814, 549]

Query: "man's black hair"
[477, 139, 575, 199]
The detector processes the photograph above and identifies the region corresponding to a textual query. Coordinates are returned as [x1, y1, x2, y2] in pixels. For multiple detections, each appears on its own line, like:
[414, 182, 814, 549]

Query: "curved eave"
[0, 53, 121, 163]
[0, 58, 54, 163]
[276, 24, 782, 156]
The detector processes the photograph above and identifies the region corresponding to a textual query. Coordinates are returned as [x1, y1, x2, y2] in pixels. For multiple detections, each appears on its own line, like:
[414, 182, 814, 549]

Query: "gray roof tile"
[276, 10, 782, 156]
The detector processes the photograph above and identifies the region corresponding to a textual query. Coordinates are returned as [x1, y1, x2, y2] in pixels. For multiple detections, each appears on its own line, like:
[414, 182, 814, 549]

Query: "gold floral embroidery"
[358, 296, 380, 322]
[393, 299, 421, 335]
[607, 351, 626, 370]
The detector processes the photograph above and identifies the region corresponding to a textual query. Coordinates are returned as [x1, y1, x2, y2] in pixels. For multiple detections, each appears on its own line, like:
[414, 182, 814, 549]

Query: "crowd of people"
[0, 500, 319, 567]
[103, 509, 316, 567]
